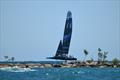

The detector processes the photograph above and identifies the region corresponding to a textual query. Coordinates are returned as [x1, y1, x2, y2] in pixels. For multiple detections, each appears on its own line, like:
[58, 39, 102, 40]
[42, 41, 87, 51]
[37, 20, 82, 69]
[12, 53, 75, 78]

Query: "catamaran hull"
[47, 57, 77, 60]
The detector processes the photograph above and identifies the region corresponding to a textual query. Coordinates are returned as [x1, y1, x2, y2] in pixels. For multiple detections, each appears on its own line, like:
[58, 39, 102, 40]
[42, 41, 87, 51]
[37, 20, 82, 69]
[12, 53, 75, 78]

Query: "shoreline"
[0, 62, 120, 68]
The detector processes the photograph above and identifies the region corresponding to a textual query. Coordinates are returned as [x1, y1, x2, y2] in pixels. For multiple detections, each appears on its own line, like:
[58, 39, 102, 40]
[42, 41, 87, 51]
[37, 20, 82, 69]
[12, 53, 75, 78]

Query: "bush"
[112, 58, 119, 65]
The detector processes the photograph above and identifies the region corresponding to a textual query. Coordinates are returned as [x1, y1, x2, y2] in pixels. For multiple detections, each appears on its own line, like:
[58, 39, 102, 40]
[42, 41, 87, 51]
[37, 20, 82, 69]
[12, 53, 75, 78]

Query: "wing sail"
[47, 11, 77, 60]
[62, 11, 72, 55]
[55, 40, 63, 57]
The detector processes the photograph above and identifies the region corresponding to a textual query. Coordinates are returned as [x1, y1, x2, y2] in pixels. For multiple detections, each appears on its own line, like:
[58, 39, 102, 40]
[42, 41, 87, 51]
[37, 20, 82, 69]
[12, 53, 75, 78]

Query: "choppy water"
[0, 67, 120, 80]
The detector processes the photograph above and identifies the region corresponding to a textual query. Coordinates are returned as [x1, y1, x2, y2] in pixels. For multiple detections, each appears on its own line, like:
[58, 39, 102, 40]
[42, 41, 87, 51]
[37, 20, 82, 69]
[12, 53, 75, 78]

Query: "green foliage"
[103, 52, 108, 63]
[86, 58, 93, 64]
[4, 56, 15, 62]
[98, 48, 102, 52]
[4, 56, 8, 59]
[112, 58, 119, 65]
[84, 49, 88, 56]
[4, 56, 9, 61]
[11, 57, 15, 62]
[98, 48, 102, 62]
[97, 48, 108, 64]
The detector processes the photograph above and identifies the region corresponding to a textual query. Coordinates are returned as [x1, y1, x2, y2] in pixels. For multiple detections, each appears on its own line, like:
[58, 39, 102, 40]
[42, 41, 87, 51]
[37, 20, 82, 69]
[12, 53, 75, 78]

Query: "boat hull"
[47, 57, 77, 60]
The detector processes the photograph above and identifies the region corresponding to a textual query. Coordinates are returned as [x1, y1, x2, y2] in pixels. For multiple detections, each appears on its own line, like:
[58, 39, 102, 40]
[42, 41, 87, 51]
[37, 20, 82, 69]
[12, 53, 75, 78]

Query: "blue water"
[0, 67, 120, 80]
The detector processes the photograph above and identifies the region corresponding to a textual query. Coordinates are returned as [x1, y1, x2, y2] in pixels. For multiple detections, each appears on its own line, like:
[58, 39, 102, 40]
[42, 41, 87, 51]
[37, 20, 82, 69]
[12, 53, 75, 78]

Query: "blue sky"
[0, 0, 120, 61]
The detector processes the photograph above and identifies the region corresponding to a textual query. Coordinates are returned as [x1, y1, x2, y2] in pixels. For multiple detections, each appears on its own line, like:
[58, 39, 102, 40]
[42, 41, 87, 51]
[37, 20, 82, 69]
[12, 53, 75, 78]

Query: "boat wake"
[0, 66, 36, 72]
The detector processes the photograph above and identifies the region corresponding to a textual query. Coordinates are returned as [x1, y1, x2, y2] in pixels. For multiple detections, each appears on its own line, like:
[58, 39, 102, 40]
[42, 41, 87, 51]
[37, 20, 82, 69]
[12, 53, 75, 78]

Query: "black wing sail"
[47, 11, 77, 60]
[55, 40, 63, 57]
[62, 11, 72, 55]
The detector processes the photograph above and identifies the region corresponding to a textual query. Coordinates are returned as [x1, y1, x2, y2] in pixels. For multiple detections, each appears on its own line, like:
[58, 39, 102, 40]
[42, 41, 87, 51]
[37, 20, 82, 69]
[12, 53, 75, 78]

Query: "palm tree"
[4, 56, 9, 61]
[98, 53, 103, 62]
[11, 57, 15, 62]
[98, 48, 101, 52]
[98, 48, 102, 64]
[103, 52, 108, 64]
[83, 49, 88, 62]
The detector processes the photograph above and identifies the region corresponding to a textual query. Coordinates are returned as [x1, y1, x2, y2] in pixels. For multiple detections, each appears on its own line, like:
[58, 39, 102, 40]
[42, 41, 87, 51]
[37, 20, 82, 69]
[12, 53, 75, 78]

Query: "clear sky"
[0, 0, 120, 61]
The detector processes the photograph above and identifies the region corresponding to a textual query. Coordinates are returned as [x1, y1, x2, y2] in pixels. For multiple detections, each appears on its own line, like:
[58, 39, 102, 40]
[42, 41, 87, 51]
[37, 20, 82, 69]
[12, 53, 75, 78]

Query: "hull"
[47, 57, 77, 60]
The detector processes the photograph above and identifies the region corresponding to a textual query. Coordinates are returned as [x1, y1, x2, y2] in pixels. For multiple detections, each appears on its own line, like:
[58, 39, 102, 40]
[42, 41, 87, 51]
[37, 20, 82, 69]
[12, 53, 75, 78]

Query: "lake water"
[0, 67, 120, 80]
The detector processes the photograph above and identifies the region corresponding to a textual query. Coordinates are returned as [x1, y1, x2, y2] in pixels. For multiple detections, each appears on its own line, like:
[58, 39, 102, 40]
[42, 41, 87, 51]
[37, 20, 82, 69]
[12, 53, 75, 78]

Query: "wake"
[0, 66, 36, 72]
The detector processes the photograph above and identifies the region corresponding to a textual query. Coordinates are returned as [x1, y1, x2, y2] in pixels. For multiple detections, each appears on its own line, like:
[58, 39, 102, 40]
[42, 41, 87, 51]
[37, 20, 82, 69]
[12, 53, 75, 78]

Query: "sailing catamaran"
[47, 11, 77, 60]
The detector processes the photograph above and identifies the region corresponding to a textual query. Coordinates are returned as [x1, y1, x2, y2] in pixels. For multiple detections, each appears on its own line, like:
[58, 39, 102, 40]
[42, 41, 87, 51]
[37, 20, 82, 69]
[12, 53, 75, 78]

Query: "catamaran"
[47, 11, 77, 60]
